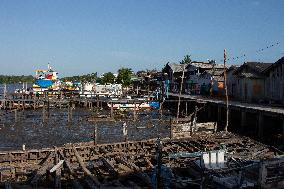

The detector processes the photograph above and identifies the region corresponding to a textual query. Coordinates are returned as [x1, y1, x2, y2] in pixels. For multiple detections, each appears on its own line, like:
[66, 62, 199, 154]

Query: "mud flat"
[0, 108, 170, 151]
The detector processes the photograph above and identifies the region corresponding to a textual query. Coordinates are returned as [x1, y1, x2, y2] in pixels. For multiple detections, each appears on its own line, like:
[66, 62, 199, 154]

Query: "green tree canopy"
[180, 54, 192, 64]
[101, 72, 115, 84]
[116, 68, 133, 87]
[61, 72, 97, 82]
[0, 75, 34, 84]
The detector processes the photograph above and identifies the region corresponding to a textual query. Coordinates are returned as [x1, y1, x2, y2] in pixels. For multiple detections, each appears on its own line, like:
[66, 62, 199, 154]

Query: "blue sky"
[0, 0, 283, 76]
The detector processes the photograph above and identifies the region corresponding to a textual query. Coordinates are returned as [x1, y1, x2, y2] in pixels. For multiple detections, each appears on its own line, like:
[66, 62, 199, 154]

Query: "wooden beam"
[100, 157, 118, 177]
[58, 151, 84, 189]
[30, 152, 54, 185]
[115, 157, 140, 171]
[73, 146, 101, 187]
[50, 160, 64, 173]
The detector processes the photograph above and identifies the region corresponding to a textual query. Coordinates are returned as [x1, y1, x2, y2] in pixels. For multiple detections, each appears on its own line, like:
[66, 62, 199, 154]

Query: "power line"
[217, 42, 280, 62]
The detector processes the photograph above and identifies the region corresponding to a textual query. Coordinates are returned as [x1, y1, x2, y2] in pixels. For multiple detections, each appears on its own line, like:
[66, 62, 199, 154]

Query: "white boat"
[107, 101, 151, 110]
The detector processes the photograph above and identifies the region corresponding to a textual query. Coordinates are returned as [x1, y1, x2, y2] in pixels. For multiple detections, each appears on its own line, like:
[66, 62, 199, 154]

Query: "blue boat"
[34, 79, 53, 88]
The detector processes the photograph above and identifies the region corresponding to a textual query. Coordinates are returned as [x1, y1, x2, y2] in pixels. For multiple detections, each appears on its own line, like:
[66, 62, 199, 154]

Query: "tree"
[116, 68, 133, 87]
[101, 72, 115, 84]
[180, 54, 192, 64]
[61, 72, 98, 82]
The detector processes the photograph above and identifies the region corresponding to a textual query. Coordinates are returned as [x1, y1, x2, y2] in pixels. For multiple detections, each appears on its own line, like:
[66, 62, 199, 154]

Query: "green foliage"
[101, 72, 115, 84]
[180, 54, 192, 64]
[116, 67, 133, 87]
[0, 75, 34, 84]
[61, 72, 97, 82]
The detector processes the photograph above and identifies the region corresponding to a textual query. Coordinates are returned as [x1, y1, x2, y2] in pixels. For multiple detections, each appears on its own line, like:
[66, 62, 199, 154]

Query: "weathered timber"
[30, 151, 55, 185]
[72, 146, 101, 187]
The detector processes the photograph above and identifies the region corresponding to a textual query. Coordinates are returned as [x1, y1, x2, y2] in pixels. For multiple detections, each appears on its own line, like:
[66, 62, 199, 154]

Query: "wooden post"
[156, 138, 162, 189]
[177, 64, 185, 120]
[14, 109, 17, 123]
[3, 99, 6, 110]
[68, 103, 72, 122]
[258, 161, 266, 188]
[122, 122, 128, 142]
[223, 49, 229, 132]
[94, 124, 98, 145]
[47, 98, 50, 118]
[282, 119, 284, 144]
[54, 148, 61, 189]
[110, 102, 113, 118]
[136, 85, 139, 95]
[185, 101, 188, 117]
[170, 118, 173, 139]
[133, 102, 136, 121]
[42, 102, 46, 123]
[159, 101, 163, 120]
[3, 83, 7, 99]
[191, 105, 198, 134]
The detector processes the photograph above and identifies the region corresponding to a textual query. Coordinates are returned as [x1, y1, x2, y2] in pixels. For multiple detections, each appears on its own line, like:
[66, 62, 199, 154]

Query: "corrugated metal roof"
[168, 63, 187, 72]
[189, 62, 224, 69]
[263, 56, 284, 73]
[245, 62, 273, 73]
[233, 62, 273, 78]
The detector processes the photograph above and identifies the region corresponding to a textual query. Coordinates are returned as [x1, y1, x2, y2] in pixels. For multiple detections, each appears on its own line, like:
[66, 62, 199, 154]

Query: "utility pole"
[224, 49, 229, 132]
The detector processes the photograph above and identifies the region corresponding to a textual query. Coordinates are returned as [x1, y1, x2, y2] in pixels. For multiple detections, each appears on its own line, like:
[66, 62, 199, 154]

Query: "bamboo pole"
[176, 64, 185, 120]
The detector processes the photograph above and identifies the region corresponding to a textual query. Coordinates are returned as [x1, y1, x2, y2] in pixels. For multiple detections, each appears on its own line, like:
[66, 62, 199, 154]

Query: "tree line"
[61, 67, 134, 87]
[0, 75, 34, 84]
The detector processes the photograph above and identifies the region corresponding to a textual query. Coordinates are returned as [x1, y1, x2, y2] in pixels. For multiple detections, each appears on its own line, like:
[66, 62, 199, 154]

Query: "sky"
[0, 0, 283, 77]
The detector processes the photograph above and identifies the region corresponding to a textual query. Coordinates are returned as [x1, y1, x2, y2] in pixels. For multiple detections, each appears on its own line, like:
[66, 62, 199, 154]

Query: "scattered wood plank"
[30, 152, 54, 185]
[72, 146, 101, 187]
[50, 160, 64, 173]
[100, 157, 118, 177]
[58, 151, 84, 189]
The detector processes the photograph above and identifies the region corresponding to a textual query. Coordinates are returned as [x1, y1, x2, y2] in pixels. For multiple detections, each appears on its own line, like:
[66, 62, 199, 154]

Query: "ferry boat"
[33, 64, 60, 94]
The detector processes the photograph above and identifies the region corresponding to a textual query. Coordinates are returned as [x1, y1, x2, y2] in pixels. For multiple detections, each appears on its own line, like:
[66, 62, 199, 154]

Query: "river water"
[0, 83, 33, 94]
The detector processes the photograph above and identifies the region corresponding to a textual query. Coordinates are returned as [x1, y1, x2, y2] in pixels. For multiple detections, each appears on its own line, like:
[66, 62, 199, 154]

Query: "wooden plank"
[115, 157, 140, 171]
[100, 157, 118, 177]
[58, 151, 84, 189]
[54, 148, 61, 189]
[50, 160, 64, 173]
[72, 146, 101, 187]
[30, 152, 54, 185]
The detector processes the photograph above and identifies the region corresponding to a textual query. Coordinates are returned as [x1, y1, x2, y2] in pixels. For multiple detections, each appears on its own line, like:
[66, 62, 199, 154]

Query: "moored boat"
[32, 64, 60, 94]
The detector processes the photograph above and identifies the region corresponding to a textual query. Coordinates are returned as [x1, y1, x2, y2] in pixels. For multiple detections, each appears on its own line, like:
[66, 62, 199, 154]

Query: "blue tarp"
[149, 101, 160, 109]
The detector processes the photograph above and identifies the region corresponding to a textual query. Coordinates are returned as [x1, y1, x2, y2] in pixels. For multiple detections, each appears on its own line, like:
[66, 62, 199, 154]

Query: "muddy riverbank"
[0, 108, 171, 151]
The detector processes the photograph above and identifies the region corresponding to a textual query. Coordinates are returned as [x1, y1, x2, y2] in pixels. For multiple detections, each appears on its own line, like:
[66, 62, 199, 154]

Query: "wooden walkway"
[169, 93, 284, 116]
